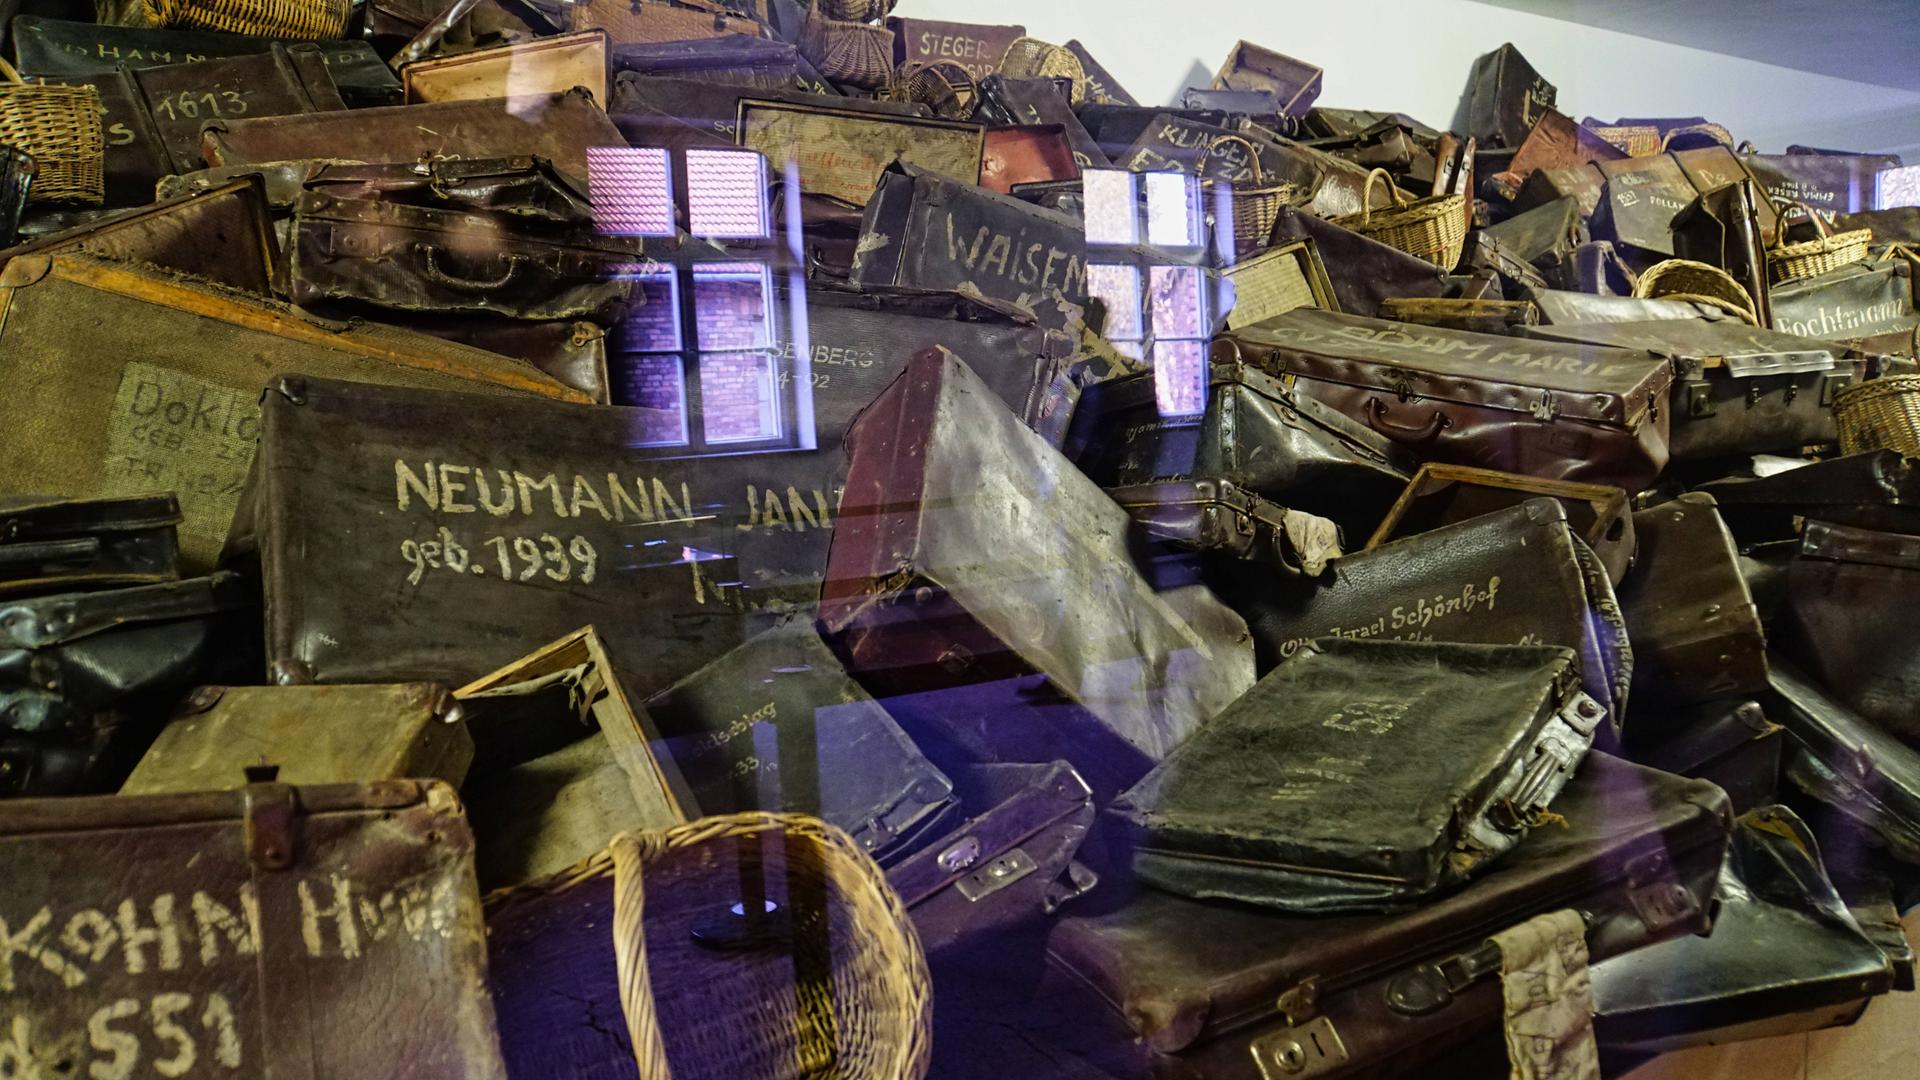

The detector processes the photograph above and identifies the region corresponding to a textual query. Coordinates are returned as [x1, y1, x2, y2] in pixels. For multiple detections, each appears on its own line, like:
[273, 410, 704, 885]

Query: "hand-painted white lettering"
[61, 911, 117, 966]
[148, 994, 194, 1078]
[86, 1000, 139, 1080]
[298, 876, 361, 961]
[0, 908, 85, 992]
[190, 888, 258, 966]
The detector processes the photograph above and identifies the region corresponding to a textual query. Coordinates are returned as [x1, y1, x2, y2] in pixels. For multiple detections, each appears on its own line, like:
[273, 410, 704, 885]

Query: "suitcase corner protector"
[0, 253, 53, 289]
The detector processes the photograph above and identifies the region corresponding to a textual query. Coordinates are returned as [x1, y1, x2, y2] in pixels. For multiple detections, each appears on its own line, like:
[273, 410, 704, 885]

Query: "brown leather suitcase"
[1047, 753, 1730, 1079]
[1211, 40, 1323, 117]
[1463, 42, 1556, 149]
[0, 175, 277, 295]
[567, 0, 764, 44]
[1365, 463, 1635, 585]
[1486, 108, 1626, 198]
[1218, 307, 1675, 492]
[736, 97, 985, 207]
[886, 16, 1025, 82]
[402, 30, 610, 106]
[1617, 493, 1768, 711]
[1593, 154, 1700, 262]
[0, 777, 508, 1078]
[0, 254, 585, 569]
[129, 42, 347, 174]
[819, 347, 1254, 800]
[201, 88, 622, 188]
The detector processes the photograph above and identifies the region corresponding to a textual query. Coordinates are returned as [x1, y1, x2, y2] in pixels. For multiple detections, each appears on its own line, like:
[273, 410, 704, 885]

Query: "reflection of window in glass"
[1145, 172, 1202, 249]
[624, 355, 691, 447]
[1083, 169, 1140, 245]
[692, 263, 779, 443]
[1148, 265, 1206, 340]
[1153, 340, 1207, 418]
[587, 147, 674, 237]
[1086, 263, 1144, 359]
[1879, 164, 1920, 210]
[686, 149, 770, 239]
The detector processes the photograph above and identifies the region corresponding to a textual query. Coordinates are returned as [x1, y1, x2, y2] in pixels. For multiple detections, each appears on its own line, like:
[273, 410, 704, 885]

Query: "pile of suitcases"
[2, 3, 1919, 1077]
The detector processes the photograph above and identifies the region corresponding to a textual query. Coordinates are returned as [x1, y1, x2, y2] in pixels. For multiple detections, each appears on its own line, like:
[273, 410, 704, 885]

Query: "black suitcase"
[1106, 478, 1342, 578]
[1625, 697, 1782, 815]
[972, 75, 1110, 169]
[1047, 753, 1730, 1079]
[1590, 805, 1894, 1052]
[1771, 255, 1920, 346]
[1697, 450, 1920, 543]
[1615, 493, 1768, 710]
[1265, 204, 1452, 317]
[0, 493, 181, 597]
[1463, 42, 1557, 149]
[1780, 519, 1920, 742]
[1111, 638, 1603, 913]
[1768, 657, 1920, 865]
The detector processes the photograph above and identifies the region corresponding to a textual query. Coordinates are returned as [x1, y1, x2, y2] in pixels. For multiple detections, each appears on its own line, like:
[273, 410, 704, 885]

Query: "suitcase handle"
[419, 243, 528, 291]
[1363, 397, 1451, 445]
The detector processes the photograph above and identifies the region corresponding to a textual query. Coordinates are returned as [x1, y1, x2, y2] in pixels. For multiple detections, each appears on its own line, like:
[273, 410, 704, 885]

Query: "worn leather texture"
[1698, 451, 1920, 543]
[1769, 657, 1920, 864]
[1617, 494, 1768, 711]
[1782, 520, 1920, 744]
[1268, 204, 1450, 315]
[1110, 638, 1597, 913]
[0, 177, 278, 295]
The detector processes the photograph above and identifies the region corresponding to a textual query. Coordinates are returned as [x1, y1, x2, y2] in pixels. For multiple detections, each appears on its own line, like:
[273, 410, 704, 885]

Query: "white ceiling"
[1468, 0, 1920, 94]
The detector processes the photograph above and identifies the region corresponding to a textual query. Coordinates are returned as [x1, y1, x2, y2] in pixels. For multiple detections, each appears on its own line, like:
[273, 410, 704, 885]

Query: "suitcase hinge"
[1249, 1015, 1349, 1079]
[1821, 371, 1852, 406]
[1623, 850, 1699, 934]
[243, 766, 297, 871]
[1274, 978, 1318, 1025]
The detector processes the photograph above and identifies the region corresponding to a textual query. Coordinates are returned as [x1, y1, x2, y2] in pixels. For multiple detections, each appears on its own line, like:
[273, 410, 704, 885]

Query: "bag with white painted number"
[0, 777, 507, 1077]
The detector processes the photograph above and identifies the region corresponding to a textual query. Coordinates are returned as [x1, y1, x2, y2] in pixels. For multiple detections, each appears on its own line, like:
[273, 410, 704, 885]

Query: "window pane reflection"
[700, 352, 781, 444]
[686, 149, 770, 239]
[1087, 264, 1143, 343]
[692, 263, 773, 351]
[1145, 171, 1201, 248]
[1083, 169, 1140, 245]
[588, 147, 674, 237]
[1148, 265, 1207, 339]
[1153, 340, 1207, 418]
[621, 355, 690, 446]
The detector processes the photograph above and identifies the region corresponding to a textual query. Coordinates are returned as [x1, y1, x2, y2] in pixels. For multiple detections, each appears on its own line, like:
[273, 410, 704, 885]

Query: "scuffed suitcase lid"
[1224, 307, 1672, 426]
[1525, 319, 1837, 376]
[1768, 657, 1920, 860]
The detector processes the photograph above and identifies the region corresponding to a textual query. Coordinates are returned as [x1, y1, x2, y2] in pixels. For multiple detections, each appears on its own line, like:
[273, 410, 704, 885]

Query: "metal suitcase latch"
[1686, 382, 1717, 418]
[1624, 850, 1700, 934]
[1250, 1016, 1349, 1079]
[1821, 371, 1854, 406]
[954, 848, 1038, 901]
[1384, 939, 1503, 1016]
[243, 765, 297, 871]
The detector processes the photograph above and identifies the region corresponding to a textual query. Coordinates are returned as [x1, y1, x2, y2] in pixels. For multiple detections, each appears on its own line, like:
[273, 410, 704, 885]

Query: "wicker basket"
[891, 61, 975, 120]
[0, 59, 104, 206]
[1632, 258, 1759, 325]
[120, 0, 353, 39]
[1330, 168, 1469, 271]
[1590, 123, 1661, 158]
[602, 813, 932, 1080]
[1658, 122, 1735, 152]
[1768, 200, 1873, 285]
[997, 37, 1087, 107]
[817, 0, 894, 20]
[1834, 376, 1920, 456]
[799, 2, 896, 91]
[0, 147, 30, 247]
[1198, 134, 1300, 258]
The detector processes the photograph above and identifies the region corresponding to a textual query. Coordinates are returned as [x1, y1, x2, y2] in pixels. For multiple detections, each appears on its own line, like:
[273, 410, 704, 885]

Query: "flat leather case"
[403, 30, 611, 106]
[0, 493, 181, 597]
[1593, 155, 1700, 261]
[1212, 40, 1322, 117]
[567, 0, 764, 44]
[1768, 657, 1920, 865]
[1048, 753, 1731, 1078]
[1591, 805, 1893, 1052]
[1523, 317, 1856, 461]
[0, 254, 584, 571]
[1771, 256, 1920, 345]
[887, 761, 1099, 957]
[1215, 499, 1634, 746]
[1107, 478, 1342, 578]
[971, 75, 1109, 170]
[1266, 205, 1450, 316]
[0, 779, 507, 1078]
[819, 348, 1254, 801]
[611, 34, 807, 91]
[735, 98, 986, 207]
[1781, 519, 1920, 742]
[1745, 153, 1900, 219]
[0, 176, 278, 296]
[1063, 358, 1413, 541]
[1111, 638, 1602, 913]
[1516, 163, 1607, 219]
[886, 17, 1025, 82]
[1526, 288, 1722, 325]
[1626, 698, 1782, 815]
[1365, 462, 1635, 586]
[609, 74, 930, 156]
[1219, 307, 1675, 492]
[122, 682, 474, 794]
[0, 572, 249, 796]
[1616, 493, 1768, 711]
[128, 42, 348, 174]
[9, 15, 401, 107]
[1697, 451, 1920, 543]
[643, 615, 958, 866]
[1485, 110, 1625, 198]
[201, 88, 622, 188]
[1464, 43, 1557, 149]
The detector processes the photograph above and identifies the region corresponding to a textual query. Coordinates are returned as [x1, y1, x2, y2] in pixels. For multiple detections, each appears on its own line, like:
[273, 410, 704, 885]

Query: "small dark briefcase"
[1616, 493, 1768, 712]
[0, 493, 180, 598]
[1111, 639, 1603, 914]
[1768, 657, 1920, 866]
[0, 777, 507, 1078]
[1780, 519, 1920, 741]
[1049, 753, 1731, 1080]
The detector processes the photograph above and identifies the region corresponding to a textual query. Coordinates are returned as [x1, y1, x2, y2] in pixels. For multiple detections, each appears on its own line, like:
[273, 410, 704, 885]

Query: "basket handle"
[612, 831, 675, 1080]
[0, 57, 23, 87]
[1770, 197, 1833, 245]
[1357, 168, 1408, 227]
[1201, 134, 1265, 184]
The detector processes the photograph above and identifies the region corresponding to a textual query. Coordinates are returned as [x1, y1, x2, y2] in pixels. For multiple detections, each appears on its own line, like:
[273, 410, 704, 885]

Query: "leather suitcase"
[0, 493, 181, 598]
[972, 75, 1109, 170]
[736, 97, 985, 207]
[1112, 113, 1319, 195]
[1591, 805, 1893, 1052]
[1216, 499, 1634, 743]
[0, 254, 584, 569]
[1671, 177, 1774, 327]
[1522, 317, 1859, 461]
[1219, 307, 1676, 492]
[128, 43, 348, 174]
[1485, 109, 1625, 198]
[1267, 205, 1450, 317]
[1462, 195, 1584, 289]
[1212, 40, 1323, 118]
[1617, 493, 1767, 711]
[852, 163, 1092, 311]
[402, 30, 611, 107]
[0, 777, 507, 1078]
[0, 176, 278, 295]
[888, 760, 1099, 957]
[1108, 478, 1342, 578]
[389, 316, 612, 404]
[1593, 154, 1700, 262]
[1626, 698, 1782, 815]
[1780, 519, 1920, 742]
[122, 682, 473, 794]
[1063, 358, 1413, 541]
[1768, 657, 1920, 865]
[1463, 42, 1556, 149]
[643, 614, 959, 866]
[1698, 450, 1920, 543]
[1365, 462, 1635, 585]
[9, 15, 401, 107]
[1112, 639, 1603, 913]
[567, 0, 764, 44]
[1770, 255, 1920, 345]
[1672, 144, 1782, 236]
[819, 348, 1254, 800]
[609, 73, 930, 155]
[612, 33, 811, 91]
[0, 572, 249, 796]
[980, 125, 1080, 195]
[1526, 287, 1721, 325]
[1048, 752, 1730, 1079]
[886, 17, 1026, 82]
[201, 88, 622, 189]
[1515, 162, 1608, 219]
[455, 627, 687, 888]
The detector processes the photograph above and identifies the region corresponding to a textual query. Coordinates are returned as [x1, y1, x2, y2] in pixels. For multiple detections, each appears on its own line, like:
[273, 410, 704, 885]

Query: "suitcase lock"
[1249, 1015, 1349, 1079]
[1383, 939, 1503, 1016]
[1624, 850, 1700, 934]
